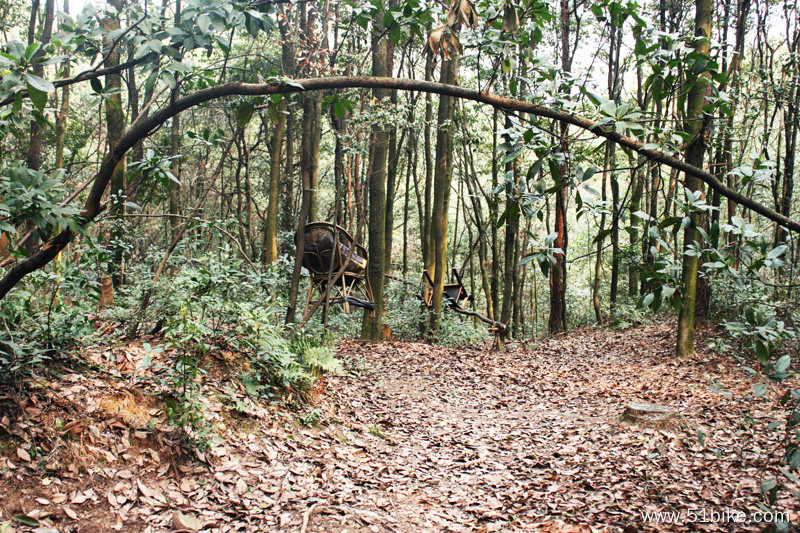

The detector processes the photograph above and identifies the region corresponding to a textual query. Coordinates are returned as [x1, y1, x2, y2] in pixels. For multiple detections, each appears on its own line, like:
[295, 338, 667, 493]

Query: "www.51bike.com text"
[640, 507, 790, 526]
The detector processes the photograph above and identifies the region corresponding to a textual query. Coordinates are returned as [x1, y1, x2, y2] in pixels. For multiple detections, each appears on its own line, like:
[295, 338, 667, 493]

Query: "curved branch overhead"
[0, 75, 797, 299]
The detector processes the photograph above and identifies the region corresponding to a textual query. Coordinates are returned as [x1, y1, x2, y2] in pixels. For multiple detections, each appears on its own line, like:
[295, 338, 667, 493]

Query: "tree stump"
[620, 403, 678, 429]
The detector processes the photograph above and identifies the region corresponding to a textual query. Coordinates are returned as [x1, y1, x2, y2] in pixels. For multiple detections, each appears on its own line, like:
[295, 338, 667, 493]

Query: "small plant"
[344, 356, 371, 376]
[368, 424, 387, 439]
[162, 308, 215, 450]
[300, 408, 324, 426]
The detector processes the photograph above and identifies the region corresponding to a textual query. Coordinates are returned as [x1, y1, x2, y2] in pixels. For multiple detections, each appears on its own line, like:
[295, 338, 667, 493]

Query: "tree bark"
[428, 55, 460, 336]
[104, 0, 127, 286]
[549, 0, 572, 335]
[676, 0, 712, 357]
[262, 105, 286, 264]
[361, 7, 391, 341]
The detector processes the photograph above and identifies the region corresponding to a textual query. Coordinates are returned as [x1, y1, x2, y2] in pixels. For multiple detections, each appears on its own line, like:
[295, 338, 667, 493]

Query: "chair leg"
[341, 276, 350, 313]
[303, 278, 317, 320]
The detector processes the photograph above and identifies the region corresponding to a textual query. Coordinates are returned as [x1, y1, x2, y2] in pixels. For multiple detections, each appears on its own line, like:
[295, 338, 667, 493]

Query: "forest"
[1, 0, 799, 530]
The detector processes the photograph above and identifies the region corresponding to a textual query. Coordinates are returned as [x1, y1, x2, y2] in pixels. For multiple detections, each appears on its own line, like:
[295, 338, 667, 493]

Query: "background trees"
[0, 0, 797, 358]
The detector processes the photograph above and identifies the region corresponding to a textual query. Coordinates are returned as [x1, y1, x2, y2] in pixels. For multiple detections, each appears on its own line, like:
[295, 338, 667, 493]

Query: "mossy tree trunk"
[676, 0, 712, 357]
[428, 55, 460, 336]
[104, 0, 126, 287]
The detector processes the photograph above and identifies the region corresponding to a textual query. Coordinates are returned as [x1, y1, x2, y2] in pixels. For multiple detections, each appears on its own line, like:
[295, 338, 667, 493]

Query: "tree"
[676, 0, 713, 357]
[549, 0, 572, 335]
[361, 5, 391, 341]
[103, 0, 127, 287]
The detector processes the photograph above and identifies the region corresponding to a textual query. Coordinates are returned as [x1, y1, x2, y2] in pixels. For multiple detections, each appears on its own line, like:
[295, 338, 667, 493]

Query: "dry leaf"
[172, 510, 201, 531]
[427, 26, 445, 58]
[502, 2, 520, 32]
[136, 479, 154, 499]
[16, 447, 31, 462]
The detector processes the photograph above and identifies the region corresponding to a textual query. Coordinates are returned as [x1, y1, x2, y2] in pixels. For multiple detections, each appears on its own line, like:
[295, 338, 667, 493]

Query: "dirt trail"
[311, 325, 796, 532]
[2, 323, 798, 532]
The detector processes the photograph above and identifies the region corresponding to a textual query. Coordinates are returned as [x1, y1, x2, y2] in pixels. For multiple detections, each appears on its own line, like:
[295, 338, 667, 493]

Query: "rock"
[620, 403, 678, 429]
[172, 510, 201, 531]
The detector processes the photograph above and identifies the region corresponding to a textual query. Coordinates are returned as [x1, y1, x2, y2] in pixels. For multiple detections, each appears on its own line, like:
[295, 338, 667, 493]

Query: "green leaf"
[236, 101, 255, 127]
[767, 245, 788, 260]
[756, 342, 770, 364]
[753, 382, 768, 398]
[592, 228, 612, 244]
[90, 77, 103, 93]
[333, 100, 345, 120]
[26, 83, 47, 112]
[13, 516, 39, 527]
[642, 292, 655, 308]
[24, 72, 54, 93]
[197, 14, 211, 34]
[24, 42, 40, 61]
[159, 70, 176, 90]
[776, 355, 791, 374]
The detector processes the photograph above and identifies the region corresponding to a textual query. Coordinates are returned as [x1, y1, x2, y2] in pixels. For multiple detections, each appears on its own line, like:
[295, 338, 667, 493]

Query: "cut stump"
[620, 402, 678, 429]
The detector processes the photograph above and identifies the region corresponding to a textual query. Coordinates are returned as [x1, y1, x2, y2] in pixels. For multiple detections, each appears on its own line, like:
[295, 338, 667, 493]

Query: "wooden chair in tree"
[422, 268, 473, 309]
[422, 268, 506, 333]
[299, 222, 375, 321]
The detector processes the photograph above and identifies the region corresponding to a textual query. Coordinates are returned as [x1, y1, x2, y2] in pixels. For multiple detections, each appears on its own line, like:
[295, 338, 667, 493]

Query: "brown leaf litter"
[0, 321, 798, 532]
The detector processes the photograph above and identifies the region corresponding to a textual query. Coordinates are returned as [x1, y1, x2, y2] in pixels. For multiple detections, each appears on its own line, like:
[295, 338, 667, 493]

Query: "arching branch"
[1, 75, 796, 300]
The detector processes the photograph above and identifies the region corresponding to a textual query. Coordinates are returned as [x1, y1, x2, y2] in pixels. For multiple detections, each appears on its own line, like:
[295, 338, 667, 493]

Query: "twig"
[300, 499, 328, 533]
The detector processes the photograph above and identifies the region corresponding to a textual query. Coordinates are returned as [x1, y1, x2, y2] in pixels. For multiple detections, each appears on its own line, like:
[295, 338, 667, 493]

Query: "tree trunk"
[676, 0, 712, 357]
[55, 0, 70, 171]
[361, 8, 391, 341]
[285, 95, 316, 325]
[429, 55, 460, 335]
[168, 0, 182, 243]
[262, 104, 286, 264]
[549, 0, 572, 335]
[500, 115, 519, 338]
[421, 50, 435, 307]
[593, 164, 607, 323]
[104, 0, 126, 286]
[24, 0, 54, 254]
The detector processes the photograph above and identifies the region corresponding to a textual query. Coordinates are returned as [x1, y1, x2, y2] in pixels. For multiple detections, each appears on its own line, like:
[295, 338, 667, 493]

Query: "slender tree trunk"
[500, 115, 519, 338]
[54, 0, 70, 171]
[549, 0, 572, 334]
[24, 0, 54, 254]
[262, 104, 286, 264]
[285, 96, 316, 325]
[168, 0, 182, 243]
[676, 0, 712, 357]
[362, 8, 391, 341]
[421, 50, 435, 305]
[104, 0, 126, 286]
[490, 109, 500, 321]
[402, 129, 415, 275]
[593, 166, 608, 323]
[429, 55, 460, 335]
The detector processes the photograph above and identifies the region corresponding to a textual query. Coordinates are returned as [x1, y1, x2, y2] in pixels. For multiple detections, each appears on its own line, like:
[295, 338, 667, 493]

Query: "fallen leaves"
[172, 510, 201, 531]
[16, 447, 31, 462]
[1, 322, 798, 532]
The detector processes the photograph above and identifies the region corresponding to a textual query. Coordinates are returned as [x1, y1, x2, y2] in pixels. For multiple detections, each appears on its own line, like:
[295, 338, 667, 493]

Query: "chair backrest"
[422, 269, 472, 309]
[301, 222, 368, 277]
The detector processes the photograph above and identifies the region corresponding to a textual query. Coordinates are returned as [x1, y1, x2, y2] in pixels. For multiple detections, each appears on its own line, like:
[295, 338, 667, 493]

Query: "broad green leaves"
[0, 165, 77, 244]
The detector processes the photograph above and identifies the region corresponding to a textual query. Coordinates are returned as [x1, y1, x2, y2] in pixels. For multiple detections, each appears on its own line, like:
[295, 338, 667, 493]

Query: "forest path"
[2, 323, 796, 533]
[299, 323, 795, 533]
